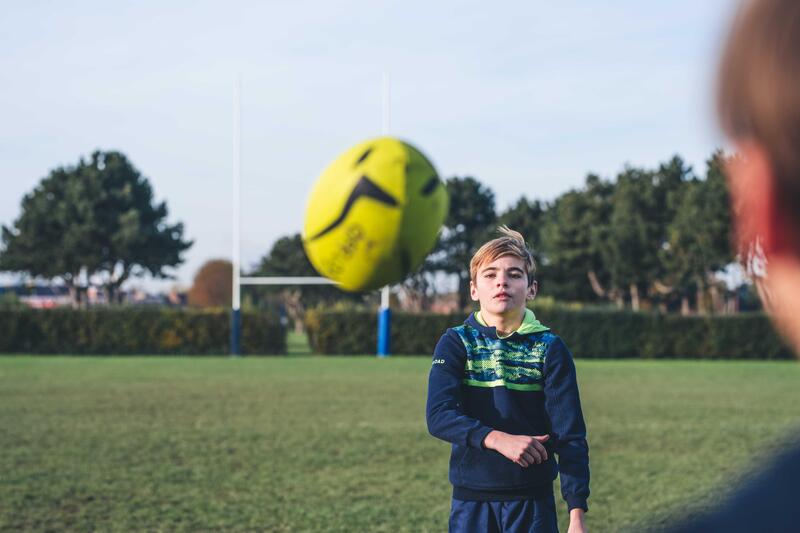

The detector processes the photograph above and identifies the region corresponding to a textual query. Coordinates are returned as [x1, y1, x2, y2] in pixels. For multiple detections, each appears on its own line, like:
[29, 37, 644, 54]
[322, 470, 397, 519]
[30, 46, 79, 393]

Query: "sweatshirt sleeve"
[426, 329, 494, 449]
[543, 337, 590, 512]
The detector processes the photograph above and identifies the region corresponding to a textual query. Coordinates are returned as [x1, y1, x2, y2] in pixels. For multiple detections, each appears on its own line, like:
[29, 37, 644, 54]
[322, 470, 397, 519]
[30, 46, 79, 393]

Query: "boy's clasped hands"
[483, 430, 550, 467]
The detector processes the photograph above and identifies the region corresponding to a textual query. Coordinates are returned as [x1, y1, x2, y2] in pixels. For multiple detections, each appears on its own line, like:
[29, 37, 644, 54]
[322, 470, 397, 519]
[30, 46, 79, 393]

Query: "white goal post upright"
[231, 76, 242, 357]
[376, 72, 392, 357]
[230, 75, 391, 357]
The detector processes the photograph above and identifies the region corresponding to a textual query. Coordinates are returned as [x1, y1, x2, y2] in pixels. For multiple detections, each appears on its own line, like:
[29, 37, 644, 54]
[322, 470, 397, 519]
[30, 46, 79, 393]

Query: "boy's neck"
[479, 307, 526, 337]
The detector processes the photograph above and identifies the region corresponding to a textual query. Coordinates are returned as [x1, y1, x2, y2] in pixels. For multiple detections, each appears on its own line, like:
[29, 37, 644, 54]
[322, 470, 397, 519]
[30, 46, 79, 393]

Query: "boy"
[426, 227, 589, 533]
[664, 0, 800, 530]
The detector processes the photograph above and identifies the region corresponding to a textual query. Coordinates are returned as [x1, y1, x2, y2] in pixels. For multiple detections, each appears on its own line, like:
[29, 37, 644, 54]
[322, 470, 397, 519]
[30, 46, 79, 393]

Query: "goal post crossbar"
[240, 276, 338, 286]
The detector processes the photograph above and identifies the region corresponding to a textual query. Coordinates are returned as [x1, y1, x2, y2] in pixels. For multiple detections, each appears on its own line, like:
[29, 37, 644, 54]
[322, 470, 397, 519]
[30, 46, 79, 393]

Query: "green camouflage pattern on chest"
[453, 325, 555, 391]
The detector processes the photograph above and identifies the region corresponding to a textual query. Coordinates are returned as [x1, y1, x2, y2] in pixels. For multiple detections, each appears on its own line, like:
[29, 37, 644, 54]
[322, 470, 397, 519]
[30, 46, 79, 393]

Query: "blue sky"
[0, 0, 737, 291]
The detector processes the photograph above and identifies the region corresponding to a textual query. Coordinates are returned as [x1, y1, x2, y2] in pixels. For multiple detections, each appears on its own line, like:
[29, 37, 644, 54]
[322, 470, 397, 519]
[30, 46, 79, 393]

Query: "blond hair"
[469, 226, 536, 286]
[718, 0, 800, 231]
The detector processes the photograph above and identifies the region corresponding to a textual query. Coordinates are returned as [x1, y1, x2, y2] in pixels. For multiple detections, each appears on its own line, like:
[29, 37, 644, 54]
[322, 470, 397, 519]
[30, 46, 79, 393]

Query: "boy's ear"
[729, 142, 785, 257]
[527, 280, 538, 300]
[469, 279, 479, 301]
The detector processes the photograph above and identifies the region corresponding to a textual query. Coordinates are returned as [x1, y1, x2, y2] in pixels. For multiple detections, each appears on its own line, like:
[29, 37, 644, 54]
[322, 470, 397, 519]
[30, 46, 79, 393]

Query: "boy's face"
[470, 255, 537, 317]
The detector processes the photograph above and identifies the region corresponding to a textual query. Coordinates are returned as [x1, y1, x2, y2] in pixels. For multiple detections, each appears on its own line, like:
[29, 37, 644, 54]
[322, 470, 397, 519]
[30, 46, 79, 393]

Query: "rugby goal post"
[230, 75, 392, 357]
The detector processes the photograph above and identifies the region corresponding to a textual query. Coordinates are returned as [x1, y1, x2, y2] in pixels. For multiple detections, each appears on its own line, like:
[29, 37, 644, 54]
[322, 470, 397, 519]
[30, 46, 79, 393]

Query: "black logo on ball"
[308, 176, 398, 241]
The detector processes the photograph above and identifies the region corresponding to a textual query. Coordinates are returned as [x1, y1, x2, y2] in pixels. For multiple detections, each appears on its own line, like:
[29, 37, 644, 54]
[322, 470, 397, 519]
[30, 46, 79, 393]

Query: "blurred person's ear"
[731, 142, 800, 353]
[727, 142, 786, 257]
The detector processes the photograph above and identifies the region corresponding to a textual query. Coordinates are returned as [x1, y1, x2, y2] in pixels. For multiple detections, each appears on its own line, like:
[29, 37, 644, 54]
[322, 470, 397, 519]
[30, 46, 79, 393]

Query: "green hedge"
[305, 308, 794, 359]
[0, 308, 286, 355]
[305, 310, 459, 355]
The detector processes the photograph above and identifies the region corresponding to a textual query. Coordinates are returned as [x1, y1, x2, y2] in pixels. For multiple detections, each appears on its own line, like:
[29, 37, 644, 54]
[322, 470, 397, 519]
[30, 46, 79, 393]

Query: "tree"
[603, 167, 666, 310]
[659, 177, 702, 312]
[660, 151, 733, 313]
[652, 156, 694, 235]
[701, 151, 735, 274]
[0, 166, 91, 302]
[82, 151, 193, 301]
[643, 156, 695, 309]
[188, 259, 232, 307]
[426, 176, 497, 310]
[540, 174, 615, 302]
[0, 151, 192, 303]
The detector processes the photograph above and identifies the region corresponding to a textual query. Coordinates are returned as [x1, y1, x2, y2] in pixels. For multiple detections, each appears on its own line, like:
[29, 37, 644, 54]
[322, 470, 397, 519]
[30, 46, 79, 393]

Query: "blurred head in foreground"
[658, 3, 800, 531]
[718, 0, 800, 352]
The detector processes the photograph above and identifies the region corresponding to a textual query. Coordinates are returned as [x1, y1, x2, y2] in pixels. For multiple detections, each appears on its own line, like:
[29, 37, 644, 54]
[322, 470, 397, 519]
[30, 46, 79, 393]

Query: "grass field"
[2, 357, 800, 532]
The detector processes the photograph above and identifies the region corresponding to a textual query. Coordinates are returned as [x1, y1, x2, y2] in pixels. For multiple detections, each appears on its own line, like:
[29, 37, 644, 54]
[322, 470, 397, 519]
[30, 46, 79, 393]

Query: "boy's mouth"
[494, 292, 510, 300]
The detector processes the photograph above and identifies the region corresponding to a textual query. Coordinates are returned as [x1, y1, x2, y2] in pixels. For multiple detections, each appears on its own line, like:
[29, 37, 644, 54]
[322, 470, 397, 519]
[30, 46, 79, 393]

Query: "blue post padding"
[377, 307, 391, 357]
[230, 308, 241, 357]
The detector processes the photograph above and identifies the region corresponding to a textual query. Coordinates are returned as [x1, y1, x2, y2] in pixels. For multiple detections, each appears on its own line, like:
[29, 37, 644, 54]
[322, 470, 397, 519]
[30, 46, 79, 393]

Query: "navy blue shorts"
[449, 495, 559, 533]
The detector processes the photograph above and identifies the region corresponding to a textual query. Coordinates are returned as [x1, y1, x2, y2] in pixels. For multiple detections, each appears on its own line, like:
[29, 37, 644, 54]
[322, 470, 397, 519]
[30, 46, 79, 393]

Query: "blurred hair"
[718, 0, 800, 230]
[470, 226, 536, 286]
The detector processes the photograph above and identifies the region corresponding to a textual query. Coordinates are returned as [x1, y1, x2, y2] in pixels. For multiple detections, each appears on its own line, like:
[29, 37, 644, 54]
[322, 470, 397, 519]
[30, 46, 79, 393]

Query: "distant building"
[430, 293, 462, 314]
[0, 284, 187, 309]
[126, 288, 187, 307]
[396, 290, 462, 314]
[0, 284, 72, 308]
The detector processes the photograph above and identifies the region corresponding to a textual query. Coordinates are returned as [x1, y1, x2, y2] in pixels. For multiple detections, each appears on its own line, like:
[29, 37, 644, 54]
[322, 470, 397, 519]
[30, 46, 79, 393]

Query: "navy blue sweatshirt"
[426, 311, 590, 511]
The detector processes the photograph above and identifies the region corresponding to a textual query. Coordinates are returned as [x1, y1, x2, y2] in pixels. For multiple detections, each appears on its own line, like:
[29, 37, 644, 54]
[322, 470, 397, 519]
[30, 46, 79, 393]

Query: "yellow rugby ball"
[303, 137, 448, 292]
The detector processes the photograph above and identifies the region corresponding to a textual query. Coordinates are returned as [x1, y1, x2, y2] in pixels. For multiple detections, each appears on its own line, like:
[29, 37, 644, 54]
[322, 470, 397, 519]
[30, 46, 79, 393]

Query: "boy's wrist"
[569, 508, 586, 523]
[482, 430, 503, 450]
[568, 508, 587, 533]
